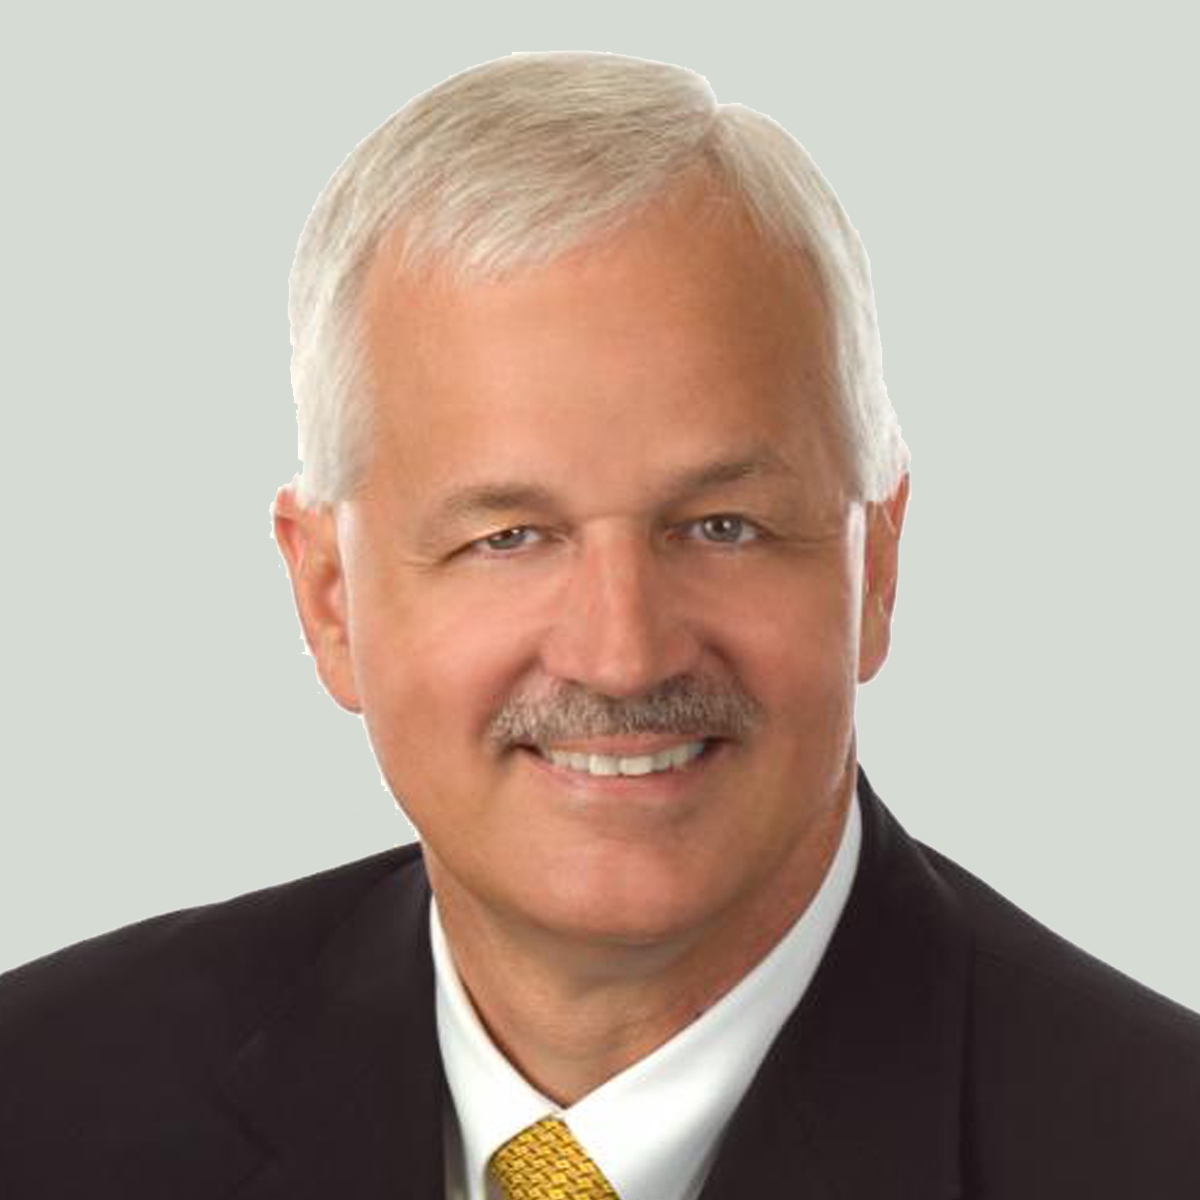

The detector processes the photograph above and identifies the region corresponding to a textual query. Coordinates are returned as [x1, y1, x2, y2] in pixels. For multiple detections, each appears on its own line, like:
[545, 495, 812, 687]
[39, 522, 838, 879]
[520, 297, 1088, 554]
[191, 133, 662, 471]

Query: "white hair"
[289, 52, 908, 507]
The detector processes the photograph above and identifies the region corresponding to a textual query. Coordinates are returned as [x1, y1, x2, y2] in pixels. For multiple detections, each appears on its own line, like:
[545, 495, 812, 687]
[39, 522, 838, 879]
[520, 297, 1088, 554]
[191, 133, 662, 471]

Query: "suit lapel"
[700, 770, 970, 1200]
[219, 852, 445, 1200]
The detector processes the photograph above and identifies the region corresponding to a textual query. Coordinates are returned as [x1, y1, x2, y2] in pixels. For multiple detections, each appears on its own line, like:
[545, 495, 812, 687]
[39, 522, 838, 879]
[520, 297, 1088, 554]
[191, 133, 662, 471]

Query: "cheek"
[733, 567, 861, 699]
[348, 584, 535, 805]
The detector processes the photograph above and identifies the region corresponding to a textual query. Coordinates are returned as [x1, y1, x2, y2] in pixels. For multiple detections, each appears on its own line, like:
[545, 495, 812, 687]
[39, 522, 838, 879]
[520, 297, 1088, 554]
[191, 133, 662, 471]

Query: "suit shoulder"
[0, 844, 426, 1053]
[0, 847, 429, 1195]
[921, 840, 1200, 1042]
[920, 842, 1200, 1192]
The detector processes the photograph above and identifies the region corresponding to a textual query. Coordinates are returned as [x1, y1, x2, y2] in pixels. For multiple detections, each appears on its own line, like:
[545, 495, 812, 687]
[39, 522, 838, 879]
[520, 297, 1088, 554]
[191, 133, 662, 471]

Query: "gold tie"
[489, 1116, 620, 1200]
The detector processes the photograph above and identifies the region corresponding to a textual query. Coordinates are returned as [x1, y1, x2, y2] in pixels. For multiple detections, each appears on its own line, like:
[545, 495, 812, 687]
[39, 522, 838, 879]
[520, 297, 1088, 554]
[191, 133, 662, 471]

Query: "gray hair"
[289, 52, 908, 507]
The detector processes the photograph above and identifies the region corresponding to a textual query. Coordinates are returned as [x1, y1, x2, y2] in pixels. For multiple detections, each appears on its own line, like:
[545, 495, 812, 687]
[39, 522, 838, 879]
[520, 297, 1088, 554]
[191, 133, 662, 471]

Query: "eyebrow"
[420, 446, 799, 537]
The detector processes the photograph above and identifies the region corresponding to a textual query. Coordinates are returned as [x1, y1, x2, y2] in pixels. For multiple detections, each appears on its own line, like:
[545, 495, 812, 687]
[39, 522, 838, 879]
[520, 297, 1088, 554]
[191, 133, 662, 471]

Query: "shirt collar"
[433, 785, 862, 1200]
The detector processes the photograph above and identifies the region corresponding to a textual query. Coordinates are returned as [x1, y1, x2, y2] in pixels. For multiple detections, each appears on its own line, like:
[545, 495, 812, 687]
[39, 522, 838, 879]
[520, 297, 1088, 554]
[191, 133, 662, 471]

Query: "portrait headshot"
[2, 13, 1198, 1200]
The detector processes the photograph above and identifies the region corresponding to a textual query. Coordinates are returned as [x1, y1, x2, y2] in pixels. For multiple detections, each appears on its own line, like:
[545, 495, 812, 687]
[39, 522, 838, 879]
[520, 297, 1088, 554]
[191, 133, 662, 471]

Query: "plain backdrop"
[2, 4, 1196, 1012]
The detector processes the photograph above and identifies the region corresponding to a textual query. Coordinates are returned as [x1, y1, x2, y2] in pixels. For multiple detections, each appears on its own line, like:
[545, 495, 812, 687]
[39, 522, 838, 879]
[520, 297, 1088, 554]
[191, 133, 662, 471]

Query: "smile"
[535, 739, 708, 777]
[519, 738, 727, 796]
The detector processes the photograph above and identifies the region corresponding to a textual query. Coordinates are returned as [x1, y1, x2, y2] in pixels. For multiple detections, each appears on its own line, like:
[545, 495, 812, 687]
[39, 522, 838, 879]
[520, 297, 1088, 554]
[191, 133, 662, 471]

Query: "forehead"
[357, 189, 846, 516]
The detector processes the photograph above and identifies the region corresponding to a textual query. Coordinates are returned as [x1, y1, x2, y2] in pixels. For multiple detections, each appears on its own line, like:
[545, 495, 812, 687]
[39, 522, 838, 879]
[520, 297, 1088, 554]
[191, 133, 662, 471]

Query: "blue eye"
[466, 515, 762, 557]
[478, 526, 540, 552]
[693, 514, 758, 544]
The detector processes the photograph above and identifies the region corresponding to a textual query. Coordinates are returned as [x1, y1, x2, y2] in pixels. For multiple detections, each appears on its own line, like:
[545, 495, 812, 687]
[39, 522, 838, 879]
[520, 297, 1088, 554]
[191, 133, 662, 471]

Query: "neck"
[428, 776, 853, 1105]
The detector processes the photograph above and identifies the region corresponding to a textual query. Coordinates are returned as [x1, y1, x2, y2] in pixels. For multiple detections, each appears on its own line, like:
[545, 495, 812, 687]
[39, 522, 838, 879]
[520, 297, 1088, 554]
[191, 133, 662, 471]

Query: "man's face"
[277, 186, 905, 954]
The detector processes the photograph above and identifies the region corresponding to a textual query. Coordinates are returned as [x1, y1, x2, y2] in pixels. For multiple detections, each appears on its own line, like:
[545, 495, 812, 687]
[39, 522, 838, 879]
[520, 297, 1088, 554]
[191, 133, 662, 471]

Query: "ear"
[273, 485, 362, 713]
[858, 473, 910, 684]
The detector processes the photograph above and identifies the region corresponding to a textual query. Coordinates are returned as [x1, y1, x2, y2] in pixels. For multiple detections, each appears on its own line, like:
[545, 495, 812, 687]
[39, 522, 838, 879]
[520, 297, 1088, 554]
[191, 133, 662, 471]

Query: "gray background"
[3, 4, 1197, 1011]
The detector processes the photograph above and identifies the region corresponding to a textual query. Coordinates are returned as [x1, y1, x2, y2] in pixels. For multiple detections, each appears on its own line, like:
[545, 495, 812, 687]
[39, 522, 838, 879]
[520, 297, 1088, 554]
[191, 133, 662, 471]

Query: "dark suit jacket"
[3, 769, 1198, 1198]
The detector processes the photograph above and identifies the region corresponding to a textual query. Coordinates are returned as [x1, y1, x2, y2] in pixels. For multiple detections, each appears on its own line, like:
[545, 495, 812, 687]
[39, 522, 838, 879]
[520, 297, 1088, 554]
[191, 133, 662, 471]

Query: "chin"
[511, 857, 733, 952]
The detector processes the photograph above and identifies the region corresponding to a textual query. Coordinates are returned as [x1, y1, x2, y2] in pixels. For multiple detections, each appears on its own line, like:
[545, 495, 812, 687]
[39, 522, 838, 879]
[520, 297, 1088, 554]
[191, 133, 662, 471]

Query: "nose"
[539, 526, 700, 699]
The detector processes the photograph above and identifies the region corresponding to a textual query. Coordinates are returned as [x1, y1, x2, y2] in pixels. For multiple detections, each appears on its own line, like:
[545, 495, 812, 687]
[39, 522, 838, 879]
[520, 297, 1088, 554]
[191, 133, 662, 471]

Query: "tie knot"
[489, 1116, 620, 1200]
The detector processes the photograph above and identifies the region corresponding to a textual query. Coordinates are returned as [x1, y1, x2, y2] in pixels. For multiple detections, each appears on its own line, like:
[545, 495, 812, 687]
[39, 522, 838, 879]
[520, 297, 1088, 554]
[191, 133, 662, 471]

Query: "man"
[2, 51, 1197, 1199]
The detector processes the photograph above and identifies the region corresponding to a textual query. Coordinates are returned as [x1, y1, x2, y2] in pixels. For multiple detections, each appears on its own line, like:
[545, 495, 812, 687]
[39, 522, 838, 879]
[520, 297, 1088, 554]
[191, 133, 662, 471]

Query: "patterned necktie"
[489, 1115, 621, 1199]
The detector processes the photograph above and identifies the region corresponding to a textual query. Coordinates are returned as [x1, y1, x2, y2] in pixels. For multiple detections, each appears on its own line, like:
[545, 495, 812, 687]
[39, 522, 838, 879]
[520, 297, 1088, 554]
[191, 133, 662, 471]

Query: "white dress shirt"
[433, 787, 862, 1200]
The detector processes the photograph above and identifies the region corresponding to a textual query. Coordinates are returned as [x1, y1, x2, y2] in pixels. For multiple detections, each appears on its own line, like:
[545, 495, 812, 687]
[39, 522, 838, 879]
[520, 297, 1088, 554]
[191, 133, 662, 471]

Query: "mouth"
[515, 737, 729, 793]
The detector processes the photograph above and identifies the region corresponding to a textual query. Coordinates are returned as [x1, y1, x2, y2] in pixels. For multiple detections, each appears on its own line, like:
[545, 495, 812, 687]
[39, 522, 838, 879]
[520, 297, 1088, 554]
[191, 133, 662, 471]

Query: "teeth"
[538, 740, 709, 777]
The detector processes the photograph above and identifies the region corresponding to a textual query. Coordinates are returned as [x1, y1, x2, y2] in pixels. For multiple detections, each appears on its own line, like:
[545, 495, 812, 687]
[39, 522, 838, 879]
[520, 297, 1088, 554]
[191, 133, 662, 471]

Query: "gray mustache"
[487, 677, 765, 748]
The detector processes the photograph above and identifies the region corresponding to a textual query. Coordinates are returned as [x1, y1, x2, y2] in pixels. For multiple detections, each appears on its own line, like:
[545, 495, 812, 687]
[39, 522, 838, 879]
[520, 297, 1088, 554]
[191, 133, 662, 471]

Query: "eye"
[463, 515, 763, 558]
[686, 514, 761, 545]
[469, 526, 544, 554]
